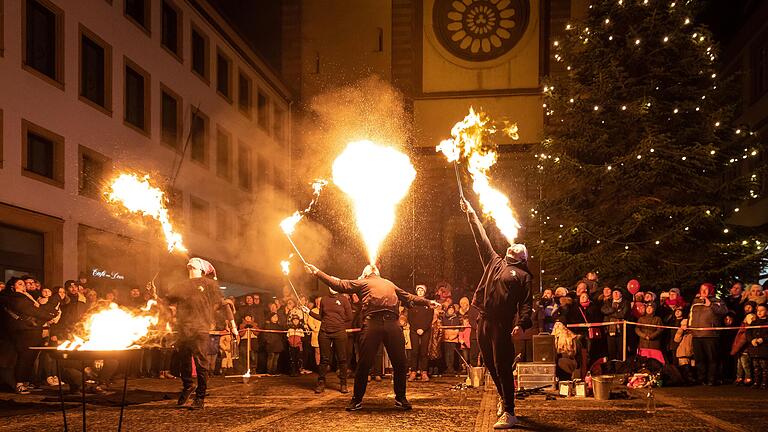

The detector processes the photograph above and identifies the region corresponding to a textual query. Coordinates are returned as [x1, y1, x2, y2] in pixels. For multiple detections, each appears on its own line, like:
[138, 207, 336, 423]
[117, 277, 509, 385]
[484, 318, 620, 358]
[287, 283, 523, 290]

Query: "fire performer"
[460, 198, 532, 429]
[158, 258, 237, 410]
[304, 263, 439, 411]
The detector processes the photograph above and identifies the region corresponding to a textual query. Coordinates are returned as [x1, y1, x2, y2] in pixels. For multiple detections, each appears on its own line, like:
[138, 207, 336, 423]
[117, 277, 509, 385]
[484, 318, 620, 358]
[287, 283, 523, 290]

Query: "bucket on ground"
[592, 375, 615, 400]
[467, 366, 485, 387]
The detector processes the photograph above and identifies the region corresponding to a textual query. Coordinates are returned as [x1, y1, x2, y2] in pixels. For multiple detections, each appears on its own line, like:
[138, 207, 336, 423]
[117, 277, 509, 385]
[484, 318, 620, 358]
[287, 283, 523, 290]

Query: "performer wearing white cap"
[159, 258, 237, 410]
[460, 198, 532, 429]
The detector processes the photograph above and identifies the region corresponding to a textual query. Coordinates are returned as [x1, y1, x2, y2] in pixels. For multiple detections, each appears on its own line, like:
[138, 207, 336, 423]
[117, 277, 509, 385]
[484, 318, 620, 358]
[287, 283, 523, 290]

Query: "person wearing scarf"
[461, 198, 532, 430]
[601, 289, 629, 372]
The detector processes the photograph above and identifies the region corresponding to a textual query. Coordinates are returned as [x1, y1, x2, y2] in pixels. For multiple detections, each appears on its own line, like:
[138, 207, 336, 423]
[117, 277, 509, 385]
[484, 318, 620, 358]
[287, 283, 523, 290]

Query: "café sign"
[91, 268, 125, 280]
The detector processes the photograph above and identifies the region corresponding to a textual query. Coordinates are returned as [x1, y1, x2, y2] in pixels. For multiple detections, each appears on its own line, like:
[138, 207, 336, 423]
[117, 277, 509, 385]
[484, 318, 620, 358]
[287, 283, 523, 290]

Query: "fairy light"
[723, 228, 729, 234]
[621, 105, 627, 110]
[663, 36, 669, 42]
[594, 105, 599, 111]
[655, 241, 660, 245]
[635, 39, 641, 45]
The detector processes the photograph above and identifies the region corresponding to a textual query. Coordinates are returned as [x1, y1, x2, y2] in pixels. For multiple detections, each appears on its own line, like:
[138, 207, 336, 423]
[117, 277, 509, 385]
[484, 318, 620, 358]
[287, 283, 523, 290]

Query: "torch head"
[505, 243, 528, 265]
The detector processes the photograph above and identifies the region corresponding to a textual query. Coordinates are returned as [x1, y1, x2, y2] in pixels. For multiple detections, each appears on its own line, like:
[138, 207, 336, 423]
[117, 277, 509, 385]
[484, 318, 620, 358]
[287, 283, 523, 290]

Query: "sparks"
[436, 108, 522, 244]
[279, 179, 328, 235]
[106, 174, 186, 253]
[332, 140, 416, 265]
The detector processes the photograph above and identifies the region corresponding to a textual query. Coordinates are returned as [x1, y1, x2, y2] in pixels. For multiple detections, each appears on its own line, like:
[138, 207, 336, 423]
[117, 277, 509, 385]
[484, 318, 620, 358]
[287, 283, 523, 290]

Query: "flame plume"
[280, 179, 328, 235]
[107, 174, 186, 253]
[58, 301, 159, 351]
[332, 140, 416, 264]
[280, 259, 291, 275]
[436, 107, 522, 244]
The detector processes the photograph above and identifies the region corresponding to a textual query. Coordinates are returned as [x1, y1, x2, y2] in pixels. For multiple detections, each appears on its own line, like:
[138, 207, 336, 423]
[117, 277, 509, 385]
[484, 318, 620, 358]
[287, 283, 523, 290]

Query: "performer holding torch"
[460, 198, 532, 429]
[154, 258, 237, 410]
[304, 263, 439, 411]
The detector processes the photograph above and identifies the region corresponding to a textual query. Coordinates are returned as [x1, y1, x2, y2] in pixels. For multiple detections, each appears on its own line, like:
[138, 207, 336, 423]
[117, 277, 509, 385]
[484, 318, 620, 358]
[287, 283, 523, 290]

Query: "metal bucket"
[592, 375, 615, 400]
[467, 366, 485, 387]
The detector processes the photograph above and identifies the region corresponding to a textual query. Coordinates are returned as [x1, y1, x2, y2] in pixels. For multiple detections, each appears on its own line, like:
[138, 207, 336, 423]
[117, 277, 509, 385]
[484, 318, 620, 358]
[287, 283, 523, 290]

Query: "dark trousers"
[11, 330, 42, 384]
[607, 335, 622, 363]
[693, 337, 718, 384]
[408, 329, 430, 371]
[478, 318, 515, 414]
[443, 342, 457, 373]
[178, 333, 209, 398]
[239, 338, 258, 373]
[353, 316, 408, 402]
[288, 346, 302, 375]
[266, 353, 280, 373]
[470, 336, 481, 366]
[318, 330, 347, 382]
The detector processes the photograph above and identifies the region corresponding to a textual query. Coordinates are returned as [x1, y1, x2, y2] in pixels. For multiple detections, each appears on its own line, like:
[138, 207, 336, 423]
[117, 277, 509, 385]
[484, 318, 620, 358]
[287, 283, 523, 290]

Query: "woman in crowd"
[673, 319, 696, 384]
[575, 292, 601, 377]
[635, 303, 665, 365]
[263, 314, 285, 374]
[602, 288, 629, 372]
[1, 277, 58, 394]
[408, 285, 433, 381]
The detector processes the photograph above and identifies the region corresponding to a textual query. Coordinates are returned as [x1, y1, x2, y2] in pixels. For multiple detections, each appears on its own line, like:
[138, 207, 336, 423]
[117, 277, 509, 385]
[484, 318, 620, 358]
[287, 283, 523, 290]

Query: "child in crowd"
[458, 316, 472, 371]
[263, 314, 285, 374]
[673, 319, 695, 384]
[441, 305, 461, 376]
[747, 304, 768, 389]
[400, 314, 411, 366]
[732, 313, 756, 386]
[286, 315, 305, 377]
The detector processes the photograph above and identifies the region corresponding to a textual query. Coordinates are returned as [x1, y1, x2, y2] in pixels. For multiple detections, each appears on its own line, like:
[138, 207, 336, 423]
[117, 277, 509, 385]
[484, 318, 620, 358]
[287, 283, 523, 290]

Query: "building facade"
[0, 0, 293, 296]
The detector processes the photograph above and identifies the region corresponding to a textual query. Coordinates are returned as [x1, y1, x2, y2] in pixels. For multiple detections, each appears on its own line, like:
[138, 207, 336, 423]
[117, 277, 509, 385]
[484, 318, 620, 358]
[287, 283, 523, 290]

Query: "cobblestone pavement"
[0, 374, 766, 431]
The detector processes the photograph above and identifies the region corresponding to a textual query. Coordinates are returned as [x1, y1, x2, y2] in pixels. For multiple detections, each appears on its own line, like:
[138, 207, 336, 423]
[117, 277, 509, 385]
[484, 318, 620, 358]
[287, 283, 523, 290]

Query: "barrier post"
[246, 328, 251, 372]
[622, 321, 627, 362]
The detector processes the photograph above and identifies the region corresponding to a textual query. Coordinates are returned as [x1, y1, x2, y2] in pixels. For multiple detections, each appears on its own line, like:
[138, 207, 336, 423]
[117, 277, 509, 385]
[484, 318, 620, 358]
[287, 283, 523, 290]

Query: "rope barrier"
[565, 320, 768, 331]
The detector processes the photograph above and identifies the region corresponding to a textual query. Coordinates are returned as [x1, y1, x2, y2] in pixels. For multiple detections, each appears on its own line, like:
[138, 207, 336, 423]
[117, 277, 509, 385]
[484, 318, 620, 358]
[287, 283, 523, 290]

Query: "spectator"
[238, 295, 256, 324]
[408, 285, 433, 381]
[746, 303, 768, 389]
[635, 303, 665, 365]
[305, 288, 352, 394]
[602, 289, 629, 372]
[125, 287, 145, 310]
[660, 288, 687, 320]
[725, 282, 747, 322]
[689, 283, 727, 386]
[581, 271, 600, 300]
[0, 277, 58, 394]
[631, 292, 646, 320]
[441, 304, 461, 376]
[673, 319, 696, 384]
[435, 282, 453, 304]
[665, 308, 685, 364]
[458, 316, 471, 371]
[575, 292, 601, 377]
[457, 296, 480, 365]
[400, 314, 411, 368]
[747, 284, 766, 306]
[286, 316, 305, 377]
[238, 315, 259, 373]
[263, 314, 284, 374]
[553, 290, 575, 325]
[732, 313, 756, 386]
[306, 298, 322, 368]
[536, 288, 557, 334]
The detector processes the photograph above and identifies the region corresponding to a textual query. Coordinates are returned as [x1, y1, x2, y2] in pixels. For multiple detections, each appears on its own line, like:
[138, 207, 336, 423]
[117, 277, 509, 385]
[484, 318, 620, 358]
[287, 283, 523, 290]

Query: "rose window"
[433, 0, 530, 62]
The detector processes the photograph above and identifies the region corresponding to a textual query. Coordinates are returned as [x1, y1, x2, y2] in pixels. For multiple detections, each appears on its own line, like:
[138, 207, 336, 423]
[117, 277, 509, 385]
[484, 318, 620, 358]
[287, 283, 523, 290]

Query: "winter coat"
[536, 298, 557, 334]
[409, 303, 433, 333]
[441, 314, 461, 343]
[731, 322, 750, 356]
[1, 291, 57, 332]
[602, 298, 629, 334]
[306, 307, 321, 348]
[674, 328, 694, 359]
[635, 315, 664, 350]
[746, 317, 768, 358]
[427, 319, 443, 359]
[262, 322, 285, 353]
[689, 296, 727, 338]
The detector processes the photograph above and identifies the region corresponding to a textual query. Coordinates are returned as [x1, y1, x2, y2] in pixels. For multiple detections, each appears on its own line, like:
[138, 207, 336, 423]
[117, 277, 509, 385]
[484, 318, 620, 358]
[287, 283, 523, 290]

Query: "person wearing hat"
[157, 258, 236, 410]
[460, 198, 533, 430]
[303, 262, 439, 411]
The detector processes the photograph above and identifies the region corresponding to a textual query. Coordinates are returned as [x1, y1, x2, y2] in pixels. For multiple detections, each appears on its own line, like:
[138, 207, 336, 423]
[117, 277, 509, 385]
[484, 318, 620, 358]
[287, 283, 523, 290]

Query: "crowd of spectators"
[2, 271, 767, 397]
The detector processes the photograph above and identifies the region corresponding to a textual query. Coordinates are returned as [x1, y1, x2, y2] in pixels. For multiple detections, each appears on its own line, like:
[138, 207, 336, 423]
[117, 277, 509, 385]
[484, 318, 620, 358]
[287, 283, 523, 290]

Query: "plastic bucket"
[592, 375, 615, 400]
[467, 366, 485, 387]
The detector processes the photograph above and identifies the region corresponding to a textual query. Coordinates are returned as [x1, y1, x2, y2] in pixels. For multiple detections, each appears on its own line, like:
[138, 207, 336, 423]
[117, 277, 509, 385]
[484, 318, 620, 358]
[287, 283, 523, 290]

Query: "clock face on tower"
[432, 0, 530, 62]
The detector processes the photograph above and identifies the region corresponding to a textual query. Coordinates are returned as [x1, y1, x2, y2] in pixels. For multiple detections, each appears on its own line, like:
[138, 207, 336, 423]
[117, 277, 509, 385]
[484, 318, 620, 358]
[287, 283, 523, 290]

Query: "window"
[216, 49, 232, 101]
[124, 58, 150, 134]
[216, 208, 231, 240]
[190, 110, 208, 165]
[161, 1, 182, 59]
[237, 70, 252, 116]
[191, 25, 209, 82]
[257, 154, 270, 187]
[161, 84, 182, 148]
[189, 196, 210, 236]
[21, 120, 64, 187]
[216, 127, 231, 180]
[274, 107, 285, 143]
[167, 187, 185, 227]
[79, 25, 112, 113]
[238, 141, 252, 191]
[79, 146, 110, 199]
[23, 0, 64, 86]
[257, 91, 269, 131]
[124, 0, 149, 33]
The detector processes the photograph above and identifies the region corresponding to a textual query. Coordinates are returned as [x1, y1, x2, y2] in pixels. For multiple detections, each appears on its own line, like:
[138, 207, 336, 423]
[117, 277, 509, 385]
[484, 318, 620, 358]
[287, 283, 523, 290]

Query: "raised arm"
[461, 198, 496, 266]
[395, 286, 437, 308]
[307, 265, 365, 294]
[515, 274, 533, 331]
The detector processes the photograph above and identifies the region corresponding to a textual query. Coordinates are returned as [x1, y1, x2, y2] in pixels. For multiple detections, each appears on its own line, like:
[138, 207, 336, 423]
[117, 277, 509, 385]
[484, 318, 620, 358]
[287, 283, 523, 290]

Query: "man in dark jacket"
[689, 282, 727, 385]
[303, 287, 352, 394]
[160, 258, 236, 410]
[408, 284, 433, 381]
[461, 198, 532, 430]
[304, 263, 438, 411]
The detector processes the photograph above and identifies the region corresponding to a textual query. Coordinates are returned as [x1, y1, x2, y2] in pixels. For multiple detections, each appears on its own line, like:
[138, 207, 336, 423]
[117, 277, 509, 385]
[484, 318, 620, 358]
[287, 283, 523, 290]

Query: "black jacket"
[1, 291, 57, 332]
[315, 272, 431, 317]
[309, 293, 352, 333]
[163, 277, 233, 338]
[465, 209, 532, 329]
[409, 303, 434, 333]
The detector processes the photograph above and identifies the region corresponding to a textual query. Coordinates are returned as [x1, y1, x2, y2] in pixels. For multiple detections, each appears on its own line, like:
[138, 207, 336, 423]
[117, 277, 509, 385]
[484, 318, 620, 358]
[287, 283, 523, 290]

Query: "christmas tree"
[532, 0, 767, 291]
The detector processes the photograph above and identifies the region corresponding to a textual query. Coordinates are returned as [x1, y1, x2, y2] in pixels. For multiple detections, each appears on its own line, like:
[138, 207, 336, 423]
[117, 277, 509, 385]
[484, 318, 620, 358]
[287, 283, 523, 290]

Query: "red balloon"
[627, 279, 641, 295]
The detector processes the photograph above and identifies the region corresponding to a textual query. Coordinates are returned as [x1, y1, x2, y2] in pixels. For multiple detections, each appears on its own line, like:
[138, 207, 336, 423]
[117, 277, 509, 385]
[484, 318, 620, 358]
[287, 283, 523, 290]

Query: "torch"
[280, 259, 304, 304]
[454, 161, 465, 200]
[279, 212, 308, 266]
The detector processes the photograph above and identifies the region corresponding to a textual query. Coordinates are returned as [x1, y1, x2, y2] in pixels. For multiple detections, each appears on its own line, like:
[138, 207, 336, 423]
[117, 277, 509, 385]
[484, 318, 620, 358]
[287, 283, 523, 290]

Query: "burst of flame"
[107, 174, 186, 253]
[280, 260, 290, 275]
[58, 301, 159, 351]
[279, 179, 328, 235]
[332, 140, 416, 264]
[436, 107, 522, 244]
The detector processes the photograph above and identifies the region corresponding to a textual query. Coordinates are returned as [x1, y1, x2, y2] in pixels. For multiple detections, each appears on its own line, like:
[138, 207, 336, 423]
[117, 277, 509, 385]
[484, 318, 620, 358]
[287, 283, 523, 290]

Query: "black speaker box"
[533, 334, 556, 363]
